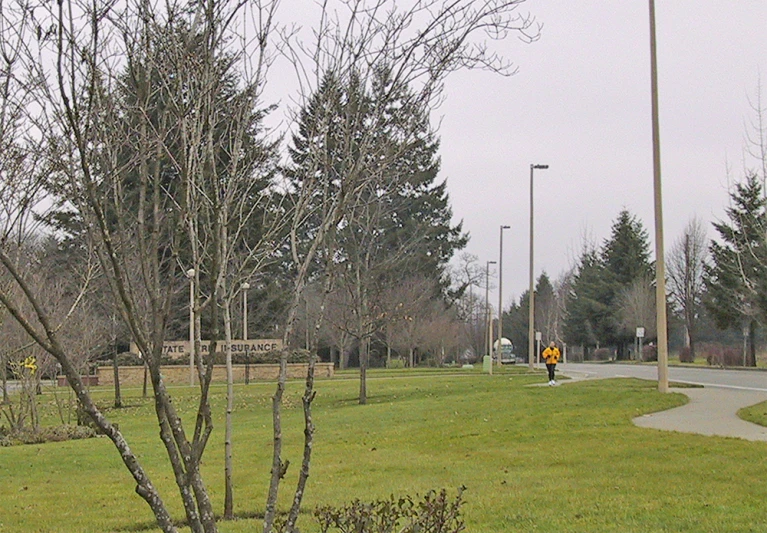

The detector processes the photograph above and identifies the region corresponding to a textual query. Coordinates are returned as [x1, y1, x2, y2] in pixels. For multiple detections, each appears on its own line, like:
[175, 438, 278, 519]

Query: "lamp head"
[532, 164, 549, 170]
[241, 282, 250, 290]
[501, 225, 511, 230]
[186, 268, 195, 278]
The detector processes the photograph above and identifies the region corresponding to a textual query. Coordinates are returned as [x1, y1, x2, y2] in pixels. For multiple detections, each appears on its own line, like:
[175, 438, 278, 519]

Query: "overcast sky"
[435, 1, 767, 308]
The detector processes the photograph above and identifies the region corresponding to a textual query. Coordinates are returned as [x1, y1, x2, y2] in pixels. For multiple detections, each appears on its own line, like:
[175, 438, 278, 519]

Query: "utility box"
[483, 355, 492, 373]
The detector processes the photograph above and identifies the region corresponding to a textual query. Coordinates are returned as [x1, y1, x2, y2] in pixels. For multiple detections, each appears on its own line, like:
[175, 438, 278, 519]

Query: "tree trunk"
[113, 347, 122, 409]
[1, 352, 8, 404]
[223, 301, 235, 520]
[264, 356, 286, 532]
[359, 335, 369, 405]
[749, 320, 757, 367]
[285, 354, 317, 531]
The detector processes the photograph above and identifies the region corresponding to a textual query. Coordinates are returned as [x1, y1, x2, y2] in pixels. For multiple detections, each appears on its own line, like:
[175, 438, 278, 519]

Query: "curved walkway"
[632, 387, 767, 441]
[559, 366, 767, 442]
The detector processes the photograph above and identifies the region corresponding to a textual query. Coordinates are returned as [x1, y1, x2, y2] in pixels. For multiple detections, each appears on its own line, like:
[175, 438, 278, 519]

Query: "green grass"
[739, 401, 767, 427]
[2, 369, 767, 532]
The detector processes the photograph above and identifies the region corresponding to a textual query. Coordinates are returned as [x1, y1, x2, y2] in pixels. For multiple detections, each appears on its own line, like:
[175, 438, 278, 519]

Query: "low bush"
[0, 424, 97, 447]
[678, 346, 694, 363]
[592, 348, 612, 361]
[314, 487, 466, 533]
[642, 344, 657, 362]
[386, 358, 406, 369]
[701, 343, 742, 367]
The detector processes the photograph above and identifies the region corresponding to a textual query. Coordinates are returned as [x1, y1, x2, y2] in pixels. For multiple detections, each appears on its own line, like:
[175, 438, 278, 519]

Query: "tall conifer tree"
[705, 173, 767, 366]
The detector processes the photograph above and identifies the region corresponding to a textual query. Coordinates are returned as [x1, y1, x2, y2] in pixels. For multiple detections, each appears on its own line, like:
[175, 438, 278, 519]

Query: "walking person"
[542, 341, 561, 386]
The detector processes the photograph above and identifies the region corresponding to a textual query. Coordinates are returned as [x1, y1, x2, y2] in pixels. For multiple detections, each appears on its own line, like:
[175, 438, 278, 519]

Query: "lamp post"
[186, 268, 195, 386]
[242, 282, 250, 384]
[649, 0, 669, 392]
[497, 225, 510, 368]
[528, 164, 548, 371]
[485, 260, 496, 372]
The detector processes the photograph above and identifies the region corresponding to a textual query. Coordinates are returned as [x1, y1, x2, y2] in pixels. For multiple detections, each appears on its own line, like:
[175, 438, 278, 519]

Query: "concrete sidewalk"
[559, 369, 767, 442]
[633, 387, 767, 441]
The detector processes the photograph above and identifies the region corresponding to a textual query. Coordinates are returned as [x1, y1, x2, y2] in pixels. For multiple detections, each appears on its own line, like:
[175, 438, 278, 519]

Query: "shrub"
[116, 352, 144, 366]
[642, 344, 657, 362]
[386, 358, 405, 369]
[592, 348, 612, 361]
[0, 425, 98, 447]
[700, 343, 743, 367]
[678, 346, 694, 363]
[314, 487, 466, 533]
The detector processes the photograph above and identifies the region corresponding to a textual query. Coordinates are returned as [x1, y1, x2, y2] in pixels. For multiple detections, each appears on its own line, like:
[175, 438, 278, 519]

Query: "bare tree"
[667, 218, 707, 360]
[448, 253, 484, 360]
[551, 268, 574, 346]
[320, 287, 355, 369]
[380, 276, 439, 366]
[282, 0, 538, 401]
[0, 1, 294, 532]
[617, 275, 656, 359]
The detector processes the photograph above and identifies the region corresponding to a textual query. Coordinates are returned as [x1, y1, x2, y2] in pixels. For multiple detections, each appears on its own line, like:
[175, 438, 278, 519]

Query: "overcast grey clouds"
[437, 1, 767, 307]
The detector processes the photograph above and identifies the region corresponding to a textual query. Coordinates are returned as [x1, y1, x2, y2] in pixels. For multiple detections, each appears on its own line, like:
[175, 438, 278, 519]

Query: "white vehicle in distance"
[493, 337, 516, 364]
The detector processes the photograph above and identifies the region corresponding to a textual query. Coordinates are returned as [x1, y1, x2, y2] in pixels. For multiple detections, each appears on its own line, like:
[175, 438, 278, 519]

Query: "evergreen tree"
[603, 209, 653, 285]
[535, 272, 556, 343]
[286, 66, 466, 401]
[563, 247, 616, 353]
[503, 292, 529, 363]
[704, 173, 767, 366]
[603, 210, 653, 357]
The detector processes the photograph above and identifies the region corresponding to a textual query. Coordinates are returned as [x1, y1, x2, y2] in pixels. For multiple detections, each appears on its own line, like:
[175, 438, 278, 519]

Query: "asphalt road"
[559, 362, 767, 392]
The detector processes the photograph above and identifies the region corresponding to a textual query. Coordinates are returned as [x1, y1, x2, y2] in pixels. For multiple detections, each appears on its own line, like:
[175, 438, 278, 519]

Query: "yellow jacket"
[542, 346, 560, 364]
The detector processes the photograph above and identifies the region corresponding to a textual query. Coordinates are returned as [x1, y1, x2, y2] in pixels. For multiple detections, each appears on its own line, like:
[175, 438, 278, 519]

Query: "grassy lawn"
[739, 401, 767, 427]
[2, 368, 767, 532]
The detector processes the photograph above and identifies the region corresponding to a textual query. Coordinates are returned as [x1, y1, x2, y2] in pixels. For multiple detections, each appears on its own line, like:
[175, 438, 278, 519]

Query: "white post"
[535, 331, 542, 368]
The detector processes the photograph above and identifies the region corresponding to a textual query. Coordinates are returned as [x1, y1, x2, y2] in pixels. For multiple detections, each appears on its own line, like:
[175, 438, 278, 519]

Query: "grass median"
[1, 368, 766, 532]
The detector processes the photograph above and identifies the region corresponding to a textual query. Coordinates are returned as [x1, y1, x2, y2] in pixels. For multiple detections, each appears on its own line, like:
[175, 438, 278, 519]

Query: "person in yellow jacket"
[542, 341, 561, 386]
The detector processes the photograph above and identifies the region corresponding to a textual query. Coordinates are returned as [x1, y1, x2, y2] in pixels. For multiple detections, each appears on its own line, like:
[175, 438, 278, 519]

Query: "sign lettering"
[131, 339, 283, 359]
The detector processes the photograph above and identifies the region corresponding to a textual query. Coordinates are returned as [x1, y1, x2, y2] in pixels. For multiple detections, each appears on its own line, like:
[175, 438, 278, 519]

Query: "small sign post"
[636, 327, 645, 361]
[535, 331, 542, 367]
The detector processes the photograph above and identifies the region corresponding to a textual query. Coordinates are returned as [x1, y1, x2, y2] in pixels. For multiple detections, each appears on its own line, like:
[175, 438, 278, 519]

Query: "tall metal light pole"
[649, 0, 669, 392]
[485, 260, 496, 372]
[650, 0, 668, 392]
[497, 225, 510, 368]
[241, 282, 250, 340]
[186, 268, 195, 386]
[528, 164, 548, 371]
[242, 282, 250, 384]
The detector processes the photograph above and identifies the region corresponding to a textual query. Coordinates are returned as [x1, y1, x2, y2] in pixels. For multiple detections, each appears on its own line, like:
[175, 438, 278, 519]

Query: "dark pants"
[546, 363, 556, 381]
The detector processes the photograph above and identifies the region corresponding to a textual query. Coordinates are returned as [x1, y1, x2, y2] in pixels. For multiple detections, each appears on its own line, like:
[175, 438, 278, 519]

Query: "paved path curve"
[558, 362, 767, 442]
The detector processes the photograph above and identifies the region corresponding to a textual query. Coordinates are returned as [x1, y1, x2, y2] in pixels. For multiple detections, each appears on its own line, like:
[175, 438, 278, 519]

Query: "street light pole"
[497, 225, 510, 368]
[649, 0, 669, 393]
[242, 282, 250, 341]
[242, 282, 250, 385]
[528, 164, 548, 371]
[186, 268, 195, 386]
[485, 260, 496, 373]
